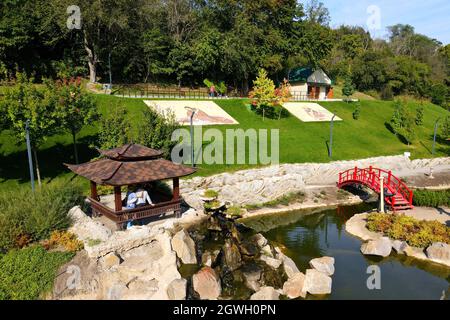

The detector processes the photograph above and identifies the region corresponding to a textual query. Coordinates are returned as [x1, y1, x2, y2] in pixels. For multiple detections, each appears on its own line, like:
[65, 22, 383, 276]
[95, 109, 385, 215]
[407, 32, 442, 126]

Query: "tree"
[342, 76, 355, 101]
[352, 102, 361, 120]
[52, 77, 99, 163]
[2, 73, 58, 186]
[441, 116, 450, 139]
[304, 0, 331, 26]
[415, 103, 424, 126]
[249, 69, 277, 111]
[390, 99, 415, 145]
[134, 108, 179, 158]
[97, 105, 133, 150]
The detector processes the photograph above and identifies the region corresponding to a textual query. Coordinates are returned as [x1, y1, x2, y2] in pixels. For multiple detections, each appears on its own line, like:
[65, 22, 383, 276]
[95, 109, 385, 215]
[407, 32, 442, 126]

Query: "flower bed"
[366, 213, 450, 248]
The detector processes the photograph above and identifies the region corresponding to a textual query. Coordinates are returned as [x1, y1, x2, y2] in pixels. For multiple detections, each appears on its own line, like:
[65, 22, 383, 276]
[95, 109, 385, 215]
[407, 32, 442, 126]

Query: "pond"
[240, 203, 450, 300]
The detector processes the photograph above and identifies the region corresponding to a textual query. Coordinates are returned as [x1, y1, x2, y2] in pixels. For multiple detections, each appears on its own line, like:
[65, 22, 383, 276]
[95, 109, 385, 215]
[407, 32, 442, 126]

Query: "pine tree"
[342, 76, 355, 102]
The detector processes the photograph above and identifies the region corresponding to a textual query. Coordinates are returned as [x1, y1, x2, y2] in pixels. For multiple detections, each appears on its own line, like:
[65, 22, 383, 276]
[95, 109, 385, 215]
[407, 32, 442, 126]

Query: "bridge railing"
[338, 166, 413, 206]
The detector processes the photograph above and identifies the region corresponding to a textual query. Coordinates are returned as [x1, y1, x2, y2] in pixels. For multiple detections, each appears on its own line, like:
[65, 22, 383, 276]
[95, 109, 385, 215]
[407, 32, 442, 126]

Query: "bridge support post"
[379, 177, 385, 213]
[353, 167, 357, 180]
[387, 171, 392, 189]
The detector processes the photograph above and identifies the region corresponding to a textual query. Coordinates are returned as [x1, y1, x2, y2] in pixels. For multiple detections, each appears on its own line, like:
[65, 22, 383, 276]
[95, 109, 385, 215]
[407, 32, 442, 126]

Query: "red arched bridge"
[337, 166, 414, 211]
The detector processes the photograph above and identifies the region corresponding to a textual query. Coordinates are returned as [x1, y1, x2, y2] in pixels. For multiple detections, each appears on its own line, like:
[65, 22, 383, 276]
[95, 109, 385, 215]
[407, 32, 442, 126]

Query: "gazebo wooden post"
[172, 177, 180, 217]
[90, 181, 98, 200]
[114, 186, 122, 212]
[172, 177, 180, 200]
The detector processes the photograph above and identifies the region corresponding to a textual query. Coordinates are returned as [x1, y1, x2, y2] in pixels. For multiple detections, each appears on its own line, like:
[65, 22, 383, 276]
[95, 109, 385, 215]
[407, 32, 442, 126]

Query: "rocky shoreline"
[53, 203, 337, 300]
[346, 212, 450, 268]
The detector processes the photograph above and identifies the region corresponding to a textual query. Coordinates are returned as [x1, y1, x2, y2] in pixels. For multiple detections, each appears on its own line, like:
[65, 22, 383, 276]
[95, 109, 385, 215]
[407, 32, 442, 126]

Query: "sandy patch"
[283, 102, 342, 122]
[144, 100, 239, 126]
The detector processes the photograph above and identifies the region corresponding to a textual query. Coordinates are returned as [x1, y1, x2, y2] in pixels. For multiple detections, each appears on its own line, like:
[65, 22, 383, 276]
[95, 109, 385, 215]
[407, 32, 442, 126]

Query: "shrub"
[0, 245, 73, 300]
[225, 206, 243, 217]
[366, 213, 450, 248]
[352, 103, 361, 120]
[413, 189, 450, 207]
[42, 230, 84, 252]
[0, 180, 85, 252]
[203, 189, 219, 198]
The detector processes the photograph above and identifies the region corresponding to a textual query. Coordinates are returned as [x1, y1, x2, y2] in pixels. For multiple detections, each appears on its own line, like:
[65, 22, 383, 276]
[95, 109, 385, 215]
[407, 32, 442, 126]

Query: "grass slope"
[0, 95, 448, 189]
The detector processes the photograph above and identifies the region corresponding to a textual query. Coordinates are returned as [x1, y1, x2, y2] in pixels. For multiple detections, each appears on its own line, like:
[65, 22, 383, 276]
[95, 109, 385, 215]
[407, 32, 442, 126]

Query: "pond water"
[240, 203, 450, 300]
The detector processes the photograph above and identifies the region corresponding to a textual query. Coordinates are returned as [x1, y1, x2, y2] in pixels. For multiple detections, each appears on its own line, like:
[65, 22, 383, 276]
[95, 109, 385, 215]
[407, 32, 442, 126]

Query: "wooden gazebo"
[66, 143, 196, 228]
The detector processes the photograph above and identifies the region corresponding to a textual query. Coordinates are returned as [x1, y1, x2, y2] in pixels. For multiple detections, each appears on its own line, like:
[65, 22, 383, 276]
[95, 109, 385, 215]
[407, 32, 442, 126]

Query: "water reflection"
[241, 203, 450, 300]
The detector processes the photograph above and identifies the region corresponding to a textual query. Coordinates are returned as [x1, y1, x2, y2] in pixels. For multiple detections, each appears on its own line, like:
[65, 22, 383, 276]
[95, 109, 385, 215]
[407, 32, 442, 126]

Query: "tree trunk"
[33, 148, 42, 187]
[84, 32, 97, 83]
[72, 131, 79, 164]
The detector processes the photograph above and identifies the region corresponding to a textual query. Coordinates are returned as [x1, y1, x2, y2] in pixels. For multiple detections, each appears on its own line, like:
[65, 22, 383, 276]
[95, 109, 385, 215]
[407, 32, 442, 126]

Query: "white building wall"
[290, 82, 308, 97]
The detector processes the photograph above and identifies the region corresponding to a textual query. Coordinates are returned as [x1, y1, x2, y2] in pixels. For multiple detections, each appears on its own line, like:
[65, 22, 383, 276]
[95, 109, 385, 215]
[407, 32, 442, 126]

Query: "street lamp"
[329, 114, 336, 158]
[25, 120, 35, 192]
[184, 107, 197, 167]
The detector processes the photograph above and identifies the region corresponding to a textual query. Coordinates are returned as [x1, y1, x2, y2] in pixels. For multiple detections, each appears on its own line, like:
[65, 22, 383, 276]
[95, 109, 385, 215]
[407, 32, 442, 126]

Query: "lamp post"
[329, 114, 336, 158]
[185, 107, 197, 167]
[432, 118, 440, 155]
[25, 120, 35, 192]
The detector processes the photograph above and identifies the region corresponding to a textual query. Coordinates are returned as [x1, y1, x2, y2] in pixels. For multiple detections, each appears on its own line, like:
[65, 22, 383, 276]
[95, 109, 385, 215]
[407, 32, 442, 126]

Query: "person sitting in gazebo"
[125, 187, 138, 209]
[136, 185, 153, 208]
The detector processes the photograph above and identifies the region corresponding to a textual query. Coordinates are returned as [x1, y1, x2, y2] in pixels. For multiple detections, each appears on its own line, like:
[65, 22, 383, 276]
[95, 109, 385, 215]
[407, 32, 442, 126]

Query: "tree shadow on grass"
[0, 135, 99, 184]
[384, 122, 410, 145]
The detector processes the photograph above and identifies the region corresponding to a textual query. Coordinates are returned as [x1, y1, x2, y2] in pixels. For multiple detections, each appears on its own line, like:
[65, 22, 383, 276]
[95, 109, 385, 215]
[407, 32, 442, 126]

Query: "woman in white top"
[135, 187, 153, 207]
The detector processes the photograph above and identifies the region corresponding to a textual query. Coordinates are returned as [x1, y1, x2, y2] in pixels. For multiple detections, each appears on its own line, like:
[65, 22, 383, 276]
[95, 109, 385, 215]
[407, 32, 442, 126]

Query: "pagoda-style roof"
[66, 144, 195, 186]
[98, 143, 163, 160]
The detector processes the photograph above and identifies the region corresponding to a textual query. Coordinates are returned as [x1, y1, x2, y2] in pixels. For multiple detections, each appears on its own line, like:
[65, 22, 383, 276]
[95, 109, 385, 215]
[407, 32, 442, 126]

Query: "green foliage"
[1, 73, 58, 149]
[225, 205, 243, 217]
[429, 83, 448, 106]
[97, 105, 133, 150]
[134, 107, 179, 158]
[366, 213, 450, 248]
[249, 69, 291, 119]
[441, 116, 450, 139]
[352, 102, 361, 120]
[51, 77, 99, 162]
[342, 76, 355, 100]
[0, 246, 73, 300]
[0, 179, 84, 252]
[203, 189, 219, 198]
[415, 103, 424, 126]
[413, 189, 450, 207]
[390, 99, 416, 145]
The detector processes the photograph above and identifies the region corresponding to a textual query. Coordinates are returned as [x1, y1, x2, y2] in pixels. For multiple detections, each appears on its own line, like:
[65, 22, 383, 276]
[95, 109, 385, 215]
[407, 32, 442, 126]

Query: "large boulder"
[222, 239, 242, 271]
[171, 229, 197, 265]
[309, 256, 335, 276]
[391, 240, 408, 254]
[261, 255, 282, 269]
[282, 272, 306, 299]
[303, 269, 332, 295]
[250, 286, 280, 300]
[201, 250, 220, 267]
[280, 254, 300, 279]
[426, 242, 450, 264]
[167, 278, 187, 300]
[100, 252, 121, 270]
[251, 233, 268, 248]
[242, 264, 262, 292]
[192, 267, 221, 300]
[360, 237, 392, 257]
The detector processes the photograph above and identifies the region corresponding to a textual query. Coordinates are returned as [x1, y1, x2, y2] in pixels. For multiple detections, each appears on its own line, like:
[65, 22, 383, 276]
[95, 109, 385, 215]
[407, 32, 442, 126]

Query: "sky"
[314, 0, 450, 44]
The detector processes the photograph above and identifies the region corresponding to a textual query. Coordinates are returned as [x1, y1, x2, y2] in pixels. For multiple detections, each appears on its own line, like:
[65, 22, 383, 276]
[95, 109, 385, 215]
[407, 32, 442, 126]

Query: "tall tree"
[2, 73, 59, 186]
[52, 77, 99, 163]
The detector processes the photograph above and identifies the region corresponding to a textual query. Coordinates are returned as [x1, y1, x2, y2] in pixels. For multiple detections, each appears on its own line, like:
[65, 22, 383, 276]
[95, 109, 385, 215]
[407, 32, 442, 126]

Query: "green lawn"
[0, 95, 449, 190]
